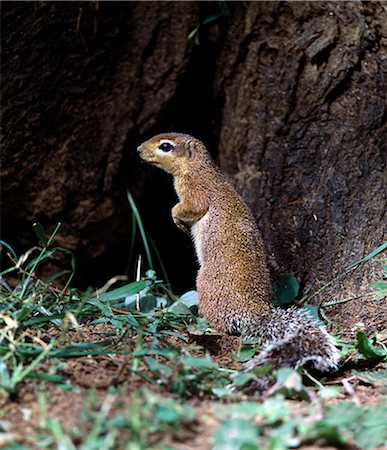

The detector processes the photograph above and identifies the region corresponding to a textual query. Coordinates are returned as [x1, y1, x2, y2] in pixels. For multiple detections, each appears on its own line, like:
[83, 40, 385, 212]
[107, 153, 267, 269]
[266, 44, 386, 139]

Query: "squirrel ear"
[186, 140, 195, 160]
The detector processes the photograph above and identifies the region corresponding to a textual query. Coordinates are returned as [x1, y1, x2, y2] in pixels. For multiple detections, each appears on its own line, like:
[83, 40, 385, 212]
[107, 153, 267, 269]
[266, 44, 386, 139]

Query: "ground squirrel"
[138, 133, 340, 372]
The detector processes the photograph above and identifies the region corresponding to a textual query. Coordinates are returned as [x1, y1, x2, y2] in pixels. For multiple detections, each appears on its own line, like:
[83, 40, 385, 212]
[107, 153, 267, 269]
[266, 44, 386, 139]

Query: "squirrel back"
[138, 133, 340, 372]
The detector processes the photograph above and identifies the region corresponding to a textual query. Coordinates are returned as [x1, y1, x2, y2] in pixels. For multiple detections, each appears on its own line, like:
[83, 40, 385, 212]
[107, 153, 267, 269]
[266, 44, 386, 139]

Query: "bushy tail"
[243, 307, 340, 372]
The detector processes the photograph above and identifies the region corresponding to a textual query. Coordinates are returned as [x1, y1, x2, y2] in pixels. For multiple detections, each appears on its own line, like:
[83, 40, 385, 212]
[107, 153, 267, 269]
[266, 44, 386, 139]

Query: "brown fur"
[138, 133, 340, 371]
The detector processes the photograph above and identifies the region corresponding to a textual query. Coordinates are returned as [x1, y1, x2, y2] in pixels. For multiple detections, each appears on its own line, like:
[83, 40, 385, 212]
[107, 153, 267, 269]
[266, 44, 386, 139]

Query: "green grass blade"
[27, 372, 65, 383]
[46, 222, 62, 247]
[0, 276, 13, 292]
[81, 394, 116, 449]
[149, 235, 170, 288]
[61, 248, 76, 293]
[44, 270, 72, 283]
[0, 239, 18, 260]
[11, 341, 55, 387]
[98, 280, 149, 302]
[126, 211, 138, 275]
[307, 242, 387, 305]
[346, 242, 387, 270]
[126, 191, 154, 270]
[19, 224, 62, 298]
[50, 342, 118, 358]
[24, 248, 57, 271]
[33, 222, 49, 246]
[20, 313, 65, 328]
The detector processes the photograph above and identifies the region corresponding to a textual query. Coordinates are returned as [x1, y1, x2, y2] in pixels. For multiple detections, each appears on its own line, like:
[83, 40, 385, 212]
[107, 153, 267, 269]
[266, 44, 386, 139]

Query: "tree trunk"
[1, 1, 201, 286]
[1, 2, 385, 327]
[213, 1, 386, 328]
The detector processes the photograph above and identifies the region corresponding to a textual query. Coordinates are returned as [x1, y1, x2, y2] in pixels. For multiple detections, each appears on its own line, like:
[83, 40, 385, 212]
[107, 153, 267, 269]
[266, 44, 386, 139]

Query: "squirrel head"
[138, 133, 207, 175]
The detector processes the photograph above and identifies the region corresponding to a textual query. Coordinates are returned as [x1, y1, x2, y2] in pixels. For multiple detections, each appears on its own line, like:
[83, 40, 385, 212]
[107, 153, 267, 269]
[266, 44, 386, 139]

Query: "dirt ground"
[3, 296, 386, 450]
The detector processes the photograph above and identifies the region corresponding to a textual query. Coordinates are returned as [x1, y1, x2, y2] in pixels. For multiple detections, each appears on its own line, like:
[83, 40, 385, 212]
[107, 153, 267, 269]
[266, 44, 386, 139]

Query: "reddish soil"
[2, 320, 386, 449]
[1, 290, 386, 449]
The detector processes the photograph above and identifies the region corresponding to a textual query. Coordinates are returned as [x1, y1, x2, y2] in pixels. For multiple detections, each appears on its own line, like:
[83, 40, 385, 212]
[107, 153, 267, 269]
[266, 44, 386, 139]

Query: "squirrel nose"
[137, 144, 143, 153]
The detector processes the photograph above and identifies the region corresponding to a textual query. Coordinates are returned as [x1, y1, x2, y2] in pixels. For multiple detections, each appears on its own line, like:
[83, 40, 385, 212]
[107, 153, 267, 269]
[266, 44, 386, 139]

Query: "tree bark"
[1, 1, 201, 286]
[213, 1, 386, 327]
[1, 1, 385, 327]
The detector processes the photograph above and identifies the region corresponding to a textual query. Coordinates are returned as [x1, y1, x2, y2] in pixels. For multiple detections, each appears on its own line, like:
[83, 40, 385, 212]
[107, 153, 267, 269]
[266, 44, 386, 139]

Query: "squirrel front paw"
[173, 216, 191, 234]
[171, 204, 191, 234]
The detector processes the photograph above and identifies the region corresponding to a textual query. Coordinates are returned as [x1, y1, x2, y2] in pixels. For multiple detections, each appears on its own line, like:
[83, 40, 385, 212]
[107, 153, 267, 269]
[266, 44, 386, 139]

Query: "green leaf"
[145, 357, 172, 378]
[178, 290, 199, 307]
[3, 341, 55, 393]
[51, 341, 114, 358]
[238, 344, 257, 362]
[313, 403, 387, 450]
[323, 402, 363, 429]
[299, 421, 345, 447]
[164, 292, 197, 315]
[273, 274, 299, 306]
[20, 312, 64, 328]
[356, 332, 387, 359]
[24, 248, 56, 271]
[0, 276, 12, 292]
[232, 372, 257, 388]
[187, 27, 200, 45]
[125, 294, 159, 313]
[302, 304, 324, 325]
[213, 417, 259, 450]
[355, 406, 387, 449]
[318, 386, 341, 399]
[276, 368, 304, 392]
[186, 317, 213, 335]
[369, 281, 387, 300]
[370, 281, 387, 290]
[250, 364, 274, 377]
[168, 301, 194, 315]
[154, 398, 195, 424]
[268, 420, 299, 450]
[0, 360, 11, 387]
[223, 402, 263, 418]
[98, 280, 149, 302]
[212, 387, 233, 398]
[352, 369, 387, 388]
[182, 356, 217, 369]
[259, 396, 290, 423]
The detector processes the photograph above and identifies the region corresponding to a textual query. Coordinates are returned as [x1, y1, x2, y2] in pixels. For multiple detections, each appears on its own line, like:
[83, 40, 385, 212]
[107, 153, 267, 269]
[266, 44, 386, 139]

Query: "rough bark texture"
[214, 2, 386, 300]
[2, 2, 386, 319]
[1, 1, 202, 286]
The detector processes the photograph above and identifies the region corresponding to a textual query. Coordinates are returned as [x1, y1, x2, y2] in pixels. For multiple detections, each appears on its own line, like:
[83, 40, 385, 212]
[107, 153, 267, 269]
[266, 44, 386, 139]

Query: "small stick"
[110, 307, 131, 316]
[135, 255, 142, 311]
[302, 369, 324, 388]
[342, 378, 360, 405]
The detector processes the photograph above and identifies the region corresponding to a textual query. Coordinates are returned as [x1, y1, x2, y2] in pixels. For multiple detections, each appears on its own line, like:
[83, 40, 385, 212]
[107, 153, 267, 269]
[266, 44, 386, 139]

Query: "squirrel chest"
[190, 214, 208, 266]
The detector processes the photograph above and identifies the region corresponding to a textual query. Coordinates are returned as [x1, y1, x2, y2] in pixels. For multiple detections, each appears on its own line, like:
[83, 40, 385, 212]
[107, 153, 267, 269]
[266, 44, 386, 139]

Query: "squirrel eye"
[158, 142, 174, 152]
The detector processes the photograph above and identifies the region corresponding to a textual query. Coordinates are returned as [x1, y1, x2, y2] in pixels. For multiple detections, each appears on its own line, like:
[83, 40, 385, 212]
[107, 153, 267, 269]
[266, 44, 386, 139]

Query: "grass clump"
[0, 221, 386, 449]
